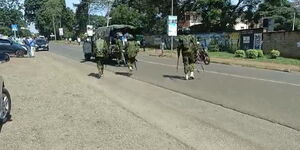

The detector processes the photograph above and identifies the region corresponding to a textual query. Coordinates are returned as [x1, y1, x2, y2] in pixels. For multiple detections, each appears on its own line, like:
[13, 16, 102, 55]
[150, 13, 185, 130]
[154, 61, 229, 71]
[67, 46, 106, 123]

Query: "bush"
[235, 50, 246, 58]
[257, 50, 264, 58]
[270, 50, 280, 59]
[246, 49, 259, 59]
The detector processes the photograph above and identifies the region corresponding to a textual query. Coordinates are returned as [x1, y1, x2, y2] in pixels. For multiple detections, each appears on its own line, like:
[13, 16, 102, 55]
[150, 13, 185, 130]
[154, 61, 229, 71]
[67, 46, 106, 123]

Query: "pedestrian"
[28, 37, 36, 57]
[94, 37, 108, 78]
[141, 38, 146, 52]
[125, 34, 139, 72]
[77, 37, 81, 45]
[69, 38, 72, 44]
[177, 35, 198, 80]
[115, 33, 125, 66]
[160, 39, 165, 56]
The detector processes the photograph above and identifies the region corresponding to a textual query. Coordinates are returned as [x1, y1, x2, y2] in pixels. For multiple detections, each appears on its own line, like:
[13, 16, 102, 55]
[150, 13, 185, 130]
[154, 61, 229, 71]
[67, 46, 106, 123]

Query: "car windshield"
[36, 40, 47, 44]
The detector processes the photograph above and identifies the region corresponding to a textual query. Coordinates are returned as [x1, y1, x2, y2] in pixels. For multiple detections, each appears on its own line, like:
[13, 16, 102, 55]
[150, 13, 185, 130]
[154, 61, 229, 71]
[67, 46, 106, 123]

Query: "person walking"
[94, 37, 108, 78]
[140, 38, 146, 52]
[125, 34, 139, 72]
[177, 35, 198, 80]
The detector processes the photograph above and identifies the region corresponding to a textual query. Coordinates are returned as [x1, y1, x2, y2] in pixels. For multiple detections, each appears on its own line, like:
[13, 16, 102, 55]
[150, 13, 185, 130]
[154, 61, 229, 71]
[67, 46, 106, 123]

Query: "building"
[178, 11, 202, 29]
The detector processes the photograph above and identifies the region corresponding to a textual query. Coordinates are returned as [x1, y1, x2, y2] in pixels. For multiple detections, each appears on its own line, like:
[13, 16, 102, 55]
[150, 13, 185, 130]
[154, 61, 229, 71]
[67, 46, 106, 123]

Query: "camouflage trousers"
[127, 57, 136, 69]
[96, 57, 105, 75]
[182, 55, 195, 74]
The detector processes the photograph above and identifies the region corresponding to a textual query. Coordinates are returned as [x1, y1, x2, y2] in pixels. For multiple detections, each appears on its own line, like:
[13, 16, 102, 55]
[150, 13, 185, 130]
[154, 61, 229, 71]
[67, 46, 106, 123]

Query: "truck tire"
[84, 54, 91, 61]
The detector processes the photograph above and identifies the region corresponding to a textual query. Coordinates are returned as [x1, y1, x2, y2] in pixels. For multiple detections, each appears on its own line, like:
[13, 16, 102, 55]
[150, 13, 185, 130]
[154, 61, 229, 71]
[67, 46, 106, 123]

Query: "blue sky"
[66, 0, 80, 11]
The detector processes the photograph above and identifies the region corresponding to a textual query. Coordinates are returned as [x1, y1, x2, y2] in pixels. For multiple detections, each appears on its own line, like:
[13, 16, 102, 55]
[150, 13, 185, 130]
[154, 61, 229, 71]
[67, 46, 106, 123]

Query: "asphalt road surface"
[50, 42, 300, 131]
[0, 43, 299, 149]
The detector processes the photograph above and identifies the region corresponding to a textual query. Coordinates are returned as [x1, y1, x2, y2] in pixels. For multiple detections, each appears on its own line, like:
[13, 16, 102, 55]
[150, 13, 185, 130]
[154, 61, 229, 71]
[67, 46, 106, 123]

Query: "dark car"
[0, 54, 12, 124]
[0, 39, 27, 57]
[35, 39, 49, 51]
[0, 53, 10, 63]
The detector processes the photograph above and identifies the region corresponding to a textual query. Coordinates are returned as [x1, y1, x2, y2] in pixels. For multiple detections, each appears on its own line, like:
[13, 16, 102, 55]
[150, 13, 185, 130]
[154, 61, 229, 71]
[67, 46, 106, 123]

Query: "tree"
[24, 0, 48, 22]
[254, 0, 298, 31]
[179, 0, 261, 32]
[0, 0, 27, 36]
[110, 4, 145, 28]
[89, 15, 106, 28]
[112, 0, 174, 34]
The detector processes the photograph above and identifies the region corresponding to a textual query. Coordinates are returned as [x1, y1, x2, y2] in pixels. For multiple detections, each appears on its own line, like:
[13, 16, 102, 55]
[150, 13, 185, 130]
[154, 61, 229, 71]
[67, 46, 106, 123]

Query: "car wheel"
[16, 50, 25, 57]
[0, 88, 11, 124]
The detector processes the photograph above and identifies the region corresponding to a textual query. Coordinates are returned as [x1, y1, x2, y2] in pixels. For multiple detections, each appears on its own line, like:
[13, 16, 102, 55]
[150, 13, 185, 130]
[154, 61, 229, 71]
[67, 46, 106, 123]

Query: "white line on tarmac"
[140, 60, 300, 87]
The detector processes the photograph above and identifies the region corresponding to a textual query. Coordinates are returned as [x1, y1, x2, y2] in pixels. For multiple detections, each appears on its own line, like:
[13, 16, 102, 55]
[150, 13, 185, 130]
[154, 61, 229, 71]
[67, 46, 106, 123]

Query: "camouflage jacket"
[95, 38, 108, 57]
[177, 35, 199, 57]
[126, 41, 139, 58]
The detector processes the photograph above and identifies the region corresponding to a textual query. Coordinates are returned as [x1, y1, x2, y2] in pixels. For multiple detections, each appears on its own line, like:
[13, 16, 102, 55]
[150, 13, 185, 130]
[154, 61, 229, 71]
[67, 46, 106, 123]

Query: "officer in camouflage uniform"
[125, 34, 139, 72]
[177, 35, 199, 80]
[94, 37, 108, 78]
[115, 33, 125, 66]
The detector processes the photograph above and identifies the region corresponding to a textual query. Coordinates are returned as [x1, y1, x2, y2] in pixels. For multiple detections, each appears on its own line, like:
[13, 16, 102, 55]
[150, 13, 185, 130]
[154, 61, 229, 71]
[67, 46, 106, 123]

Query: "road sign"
[59, 28, 64, 36]
[168, 16, 177, 36]
[11, 24, 18, 31]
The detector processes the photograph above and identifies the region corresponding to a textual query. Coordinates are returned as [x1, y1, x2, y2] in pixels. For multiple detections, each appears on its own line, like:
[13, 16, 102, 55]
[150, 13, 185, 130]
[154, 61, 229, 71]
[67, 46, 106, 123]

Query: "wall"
[263, 32, 300, 58]
[144, 32, 240, 51]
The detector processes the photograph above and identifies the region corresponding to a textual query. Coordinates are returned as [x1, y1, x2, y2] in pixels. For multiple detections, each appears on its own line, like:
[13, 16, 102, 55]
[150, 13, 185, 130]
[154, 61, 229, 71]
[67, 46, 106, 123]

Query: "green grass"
[209, 52, 300, 66]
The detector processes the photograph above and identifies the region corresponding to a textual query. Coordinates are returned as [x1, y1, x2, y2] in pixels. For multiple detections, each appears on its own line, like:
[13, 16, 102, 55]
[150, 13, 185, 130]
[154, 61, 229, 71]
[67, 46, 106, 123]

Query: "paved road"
[50, 42, 300, 131]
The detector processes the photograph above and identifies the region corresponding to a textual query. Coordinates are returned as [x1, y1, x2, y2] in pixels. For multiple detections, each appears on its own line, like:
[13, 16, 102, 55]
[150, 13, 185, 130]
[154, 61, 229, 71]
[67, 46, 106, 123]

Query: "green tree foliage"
[24, 0, 48, 22]
[24, 0, 75, 38]
[0, 0, 27, 36]
[179, 0, 261, 32]
[110, 4, 145, 28]
[89, 15, 106, 28]
[111, 0, 173, 34]
[75, 0, 91, 36]
[255, 0, 299, 31]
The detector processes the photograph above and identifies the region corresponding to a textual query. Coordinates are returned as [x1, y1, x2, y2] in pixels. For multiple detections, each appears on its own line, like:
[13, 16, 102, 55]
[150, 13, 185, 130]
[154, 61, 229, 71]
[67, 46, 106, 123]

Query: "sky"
[66, 0, 81, 11]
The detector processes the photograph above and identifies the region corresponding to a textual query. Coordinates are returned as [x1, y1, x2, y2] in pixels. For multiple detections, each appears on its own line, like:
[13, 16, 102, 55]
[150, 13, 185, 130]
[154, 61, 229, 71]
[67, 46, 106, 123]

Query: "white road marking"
[140, 60, 300, 87]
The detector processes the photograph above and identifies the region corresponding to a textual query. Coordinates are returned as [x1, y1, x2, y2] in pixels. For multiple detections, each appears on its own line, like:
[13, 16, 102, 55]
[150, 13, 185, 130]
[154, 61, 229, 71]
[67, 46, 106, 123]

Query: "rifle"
[176, 55, 179, 72]
[134, 58, 138, 70]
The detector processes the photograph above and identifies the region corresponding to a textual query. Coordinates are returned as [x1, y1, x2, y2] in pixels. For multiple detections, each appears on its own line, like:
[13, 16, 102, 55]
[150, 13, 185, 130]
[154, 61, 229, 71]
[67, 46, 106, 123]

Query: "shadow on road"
[88, 73, 101, 79]
[115, 72, 133, 77]
[163, 75, 185, 80]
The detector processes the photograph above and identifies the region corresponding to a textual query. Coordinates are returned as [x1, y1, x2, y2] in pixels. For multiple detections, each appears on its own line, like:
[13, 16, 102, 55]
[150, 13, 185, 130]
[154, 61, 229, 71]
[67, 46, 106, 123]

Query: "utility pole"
[52, 15, 57, 41]
[292, 12, 296, 31]
[106, 1, 112, 27]
[171, 0, 174, 51]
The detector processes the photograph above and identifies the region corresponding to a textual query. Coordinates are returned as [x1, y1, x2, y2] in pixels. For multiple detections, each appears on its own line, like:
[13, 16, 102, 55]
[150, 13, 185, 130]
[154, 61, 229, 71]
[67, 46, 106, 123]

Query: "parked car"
[35, 38, 49, 51]
[0, 38, 27, 57]
[0, 53, 12, 124]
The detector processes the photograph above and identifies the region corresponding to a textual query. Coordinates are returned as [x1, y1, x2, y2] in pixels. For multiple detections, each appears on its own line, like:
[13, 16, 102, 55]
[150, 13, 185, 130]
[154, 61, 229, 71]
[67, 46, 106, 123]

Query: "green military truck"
[83, 25, 136, 62]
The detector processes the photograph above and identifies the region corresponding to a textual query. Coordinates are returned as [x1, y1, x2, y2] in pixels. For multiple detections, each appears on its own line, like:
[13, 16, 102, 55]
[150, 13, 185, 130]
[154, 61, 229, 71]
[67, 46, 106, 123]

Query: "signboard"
[11, 24, 18, 31]
[59, 28, 64, 36]
[168, 16, 177, 36]
[87, 25, 94, 36]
